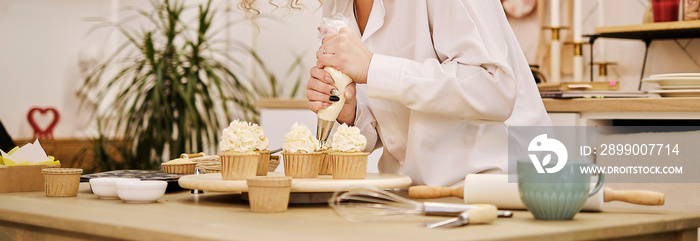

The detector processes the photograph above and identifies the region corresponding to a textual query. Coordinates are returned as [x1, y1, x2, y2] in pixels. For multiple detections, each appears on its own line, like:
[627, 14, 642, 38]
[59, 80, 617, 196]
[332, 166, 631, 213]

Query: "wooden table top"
[0, 183, 699, 241]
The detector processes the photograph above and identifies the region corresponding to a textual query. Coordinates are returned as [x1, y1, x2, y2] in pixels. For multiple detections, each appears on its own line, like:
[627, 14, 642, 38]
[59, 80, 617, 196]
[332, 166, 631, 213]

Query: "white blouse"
[322, 0, 551, 186]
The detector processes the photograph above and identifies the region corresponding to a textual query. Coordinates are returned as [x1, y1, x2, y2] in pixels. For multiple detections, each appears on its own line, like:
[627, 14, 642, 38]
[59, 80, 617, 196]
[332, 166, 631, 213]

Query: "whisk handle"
[409, 186, 464, 199]
[466, 205, 499, 224]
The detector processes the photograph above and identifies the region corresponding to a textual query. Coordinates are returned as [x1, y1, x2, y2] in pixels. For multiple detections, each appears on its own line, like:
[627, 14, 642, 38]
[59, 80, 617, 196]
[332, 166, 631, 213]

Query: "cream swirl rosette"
[250, 123, 270, 151]
[329, 124, 369, 179]
[219, 120, 261, 153]
[282, 122, 320, 153]
[331, 124, 367, 152]
[282, 122, 322, 178]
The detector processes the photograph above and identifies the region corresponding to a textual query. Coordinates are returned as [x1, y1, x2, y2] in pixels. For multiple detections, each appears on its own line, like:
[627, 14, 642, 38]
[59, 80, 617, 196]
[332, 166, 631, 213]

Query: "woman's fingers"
[310, 64, 335, 85]
[306, 66, 338, 113]
[308, 101, 331, 113]
[306, 88, 331, 104]
[314, 28, 372, 84]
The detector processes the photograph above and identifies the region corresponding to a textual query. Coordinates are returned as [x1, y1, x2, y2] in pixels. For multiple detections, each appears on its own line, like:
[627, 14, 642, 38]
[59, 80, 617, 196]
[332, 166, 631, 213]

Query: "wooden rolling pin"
[409, 186, 664, 205]
[408, 175, 665, 211]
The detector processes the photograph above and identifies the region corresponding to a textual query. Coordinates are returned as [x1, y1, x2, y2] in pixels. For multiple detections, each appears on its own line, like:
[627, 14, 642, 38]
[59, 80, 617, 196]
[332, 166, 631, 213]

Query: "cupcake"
[218, 120, 261, 180]
[329, 124, 368, 179]
[162, 158, 197, 174]
[250, 123, 271, 176]
[282, 122, 322, 178]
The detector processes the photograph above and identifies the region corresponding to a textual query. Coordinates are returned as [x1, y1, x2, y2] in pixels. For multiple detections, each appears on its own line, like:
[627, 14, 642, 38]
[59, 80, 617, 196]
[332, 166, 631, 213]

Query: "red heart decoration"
[27, 107, 60, 139]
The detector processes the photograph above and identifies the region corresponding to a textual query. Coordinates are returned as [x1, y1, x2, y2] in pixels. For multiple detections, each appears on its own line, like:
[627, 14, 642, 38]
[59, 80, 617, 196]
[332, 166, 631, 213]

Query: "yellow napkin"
[0, 140, 61, 166]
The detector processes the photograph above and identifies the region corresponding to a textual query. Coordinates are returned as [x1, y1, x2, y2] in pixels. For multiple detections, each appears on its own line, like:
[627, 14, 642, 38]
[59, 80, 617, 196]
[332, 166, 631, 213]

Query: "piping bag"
[408, 174, 665, 211]
[316, 14, 354, 145]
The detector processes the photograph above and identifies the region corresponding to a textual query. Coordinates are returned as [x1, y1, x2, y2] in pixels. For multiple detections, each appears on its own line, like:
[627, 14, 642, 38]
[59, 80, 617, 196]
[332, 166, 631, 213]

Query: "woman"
[243, 0, 551, 186]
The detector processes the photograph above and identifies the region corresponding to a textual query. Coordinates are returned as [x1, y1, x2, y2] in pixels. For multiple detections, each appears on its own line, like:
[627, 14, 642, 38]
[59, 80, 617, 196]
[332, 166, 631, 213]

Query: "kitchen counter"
[0, 183, 699, 241]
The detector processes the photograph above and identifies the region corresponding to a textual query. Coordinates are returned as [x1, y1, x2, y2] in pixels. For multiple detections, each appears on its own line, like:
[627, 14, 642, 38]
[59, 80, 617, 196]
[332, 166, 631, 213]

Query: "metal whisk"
[329, 187, 511, 222]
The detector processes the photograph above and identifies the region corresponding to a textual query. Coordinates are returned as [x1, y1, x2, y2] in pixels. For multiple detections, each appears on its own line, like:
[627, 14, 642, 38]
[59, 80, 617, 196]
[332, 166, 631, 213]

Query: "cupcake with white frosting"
[281, 122, 322, 178]
[329, 124, 368, 179]
[218, 120, 261, 180]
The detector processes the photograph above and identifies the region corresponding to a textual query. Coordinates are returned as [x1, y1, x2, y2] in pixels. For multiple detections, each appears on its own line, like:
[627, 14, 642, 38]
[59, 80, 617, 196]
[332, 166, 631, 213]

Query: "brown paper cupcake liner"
[318, 151, 332, 175]
[247, 176, 292, 213]
[282, 152, 323, 178]
[219, 152, 259, 180]
[42, 168, 83, 197]
[329, 152, 369, 179]
[162, 163, 197, 174]
[255, 150, 271, 176]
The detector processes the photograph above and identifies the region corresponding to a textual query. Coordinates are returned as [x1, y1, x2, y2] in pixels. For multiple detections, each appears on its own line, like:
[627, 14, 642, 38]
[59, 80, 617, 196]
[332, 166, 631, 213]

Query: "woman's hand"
[316, 28, 373, 84]
[306, 66, 357, 126]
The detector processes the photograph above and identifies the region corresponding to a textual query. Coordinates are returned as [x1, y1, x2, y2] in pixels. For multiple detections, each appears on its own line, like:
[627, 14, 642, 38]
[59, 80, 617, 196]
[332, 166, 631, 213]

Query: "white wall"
[0, 0, 115, 139]
[1, 0, 699, 141]
[0, 0, 321, 140]
[250, 1, 322, 97]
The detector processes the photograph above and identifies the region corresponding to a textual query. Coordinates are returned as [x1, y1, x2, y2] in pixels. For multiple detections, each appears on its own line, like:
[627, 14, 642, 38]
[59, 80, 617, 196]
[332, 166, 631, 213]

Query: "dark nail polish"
[330, 89, 340, 96]
[329, 96, 340, 102]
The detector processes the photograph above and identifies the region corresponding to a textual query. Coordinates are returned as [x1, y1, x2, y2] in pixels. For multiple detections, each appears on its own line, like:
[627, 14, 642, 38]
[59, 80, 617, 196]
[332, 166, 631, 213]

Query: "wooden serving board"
[178, 172, 412, 193]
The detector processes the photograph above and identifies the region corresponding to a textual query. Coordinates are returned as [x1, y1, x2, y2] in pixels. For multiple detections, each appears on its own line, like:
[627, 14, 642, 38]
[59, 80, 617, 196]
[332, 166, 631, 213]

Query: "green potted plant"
[79, 0, 302, 171]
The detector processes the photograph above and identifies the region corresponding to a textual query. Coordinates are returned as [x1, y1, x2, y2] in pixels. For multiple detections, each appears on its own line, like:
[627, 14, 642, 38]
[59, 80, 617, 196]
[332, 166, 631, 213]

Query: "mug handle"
[588, 164, 605, 197]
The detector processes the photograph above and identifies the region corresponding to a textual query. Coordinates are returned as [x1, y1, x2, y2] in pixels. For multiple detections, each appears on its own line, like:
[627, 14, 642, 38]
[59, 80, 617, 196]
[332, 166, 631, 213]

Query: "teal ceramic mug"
[518, 159, 604, 220]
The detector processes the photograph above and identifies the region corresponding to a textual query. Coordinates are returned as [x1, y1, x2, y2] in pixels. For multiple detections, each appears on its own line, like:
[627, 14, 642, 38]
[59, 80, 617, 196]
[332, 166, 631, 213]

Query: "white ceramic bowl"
[89, 177, 141, 199]
[116, 180, 168, 204]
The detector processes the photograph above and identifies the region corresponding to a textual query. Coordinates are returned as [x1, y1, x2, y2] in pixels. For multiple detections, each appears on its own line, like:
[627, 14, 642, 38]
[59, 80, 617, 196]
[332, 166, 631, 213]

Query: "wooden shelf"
[257, 98, 308, 109]
[543, 97, 700, 112]
[593, 21, 700, 40]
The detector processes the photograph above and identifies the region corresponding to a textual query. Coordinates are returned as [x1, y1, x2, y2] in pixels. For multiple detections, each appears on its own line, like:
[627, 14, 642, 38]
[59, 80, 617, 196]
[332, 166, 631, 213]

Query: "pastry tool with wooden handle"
[425, 204, 498, 229]
[408, 174, 665, 211]
[602, 188, 665, 205]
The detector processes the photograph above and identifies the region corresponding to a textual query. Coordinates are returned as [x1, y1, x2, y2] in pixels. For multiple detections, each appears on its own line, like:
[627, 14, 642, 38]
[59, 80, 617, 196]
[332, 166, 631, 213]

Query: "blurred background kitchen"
[1, 0, 699, 171]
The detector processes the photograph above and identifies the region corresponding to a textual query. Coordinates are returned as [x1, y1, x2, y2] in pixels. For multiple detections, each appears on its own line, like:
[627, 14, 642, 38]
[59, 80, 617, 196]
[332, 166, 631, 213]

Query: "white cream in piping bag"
[317, 67, 353, 121]
[316, 14, 353, 143]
